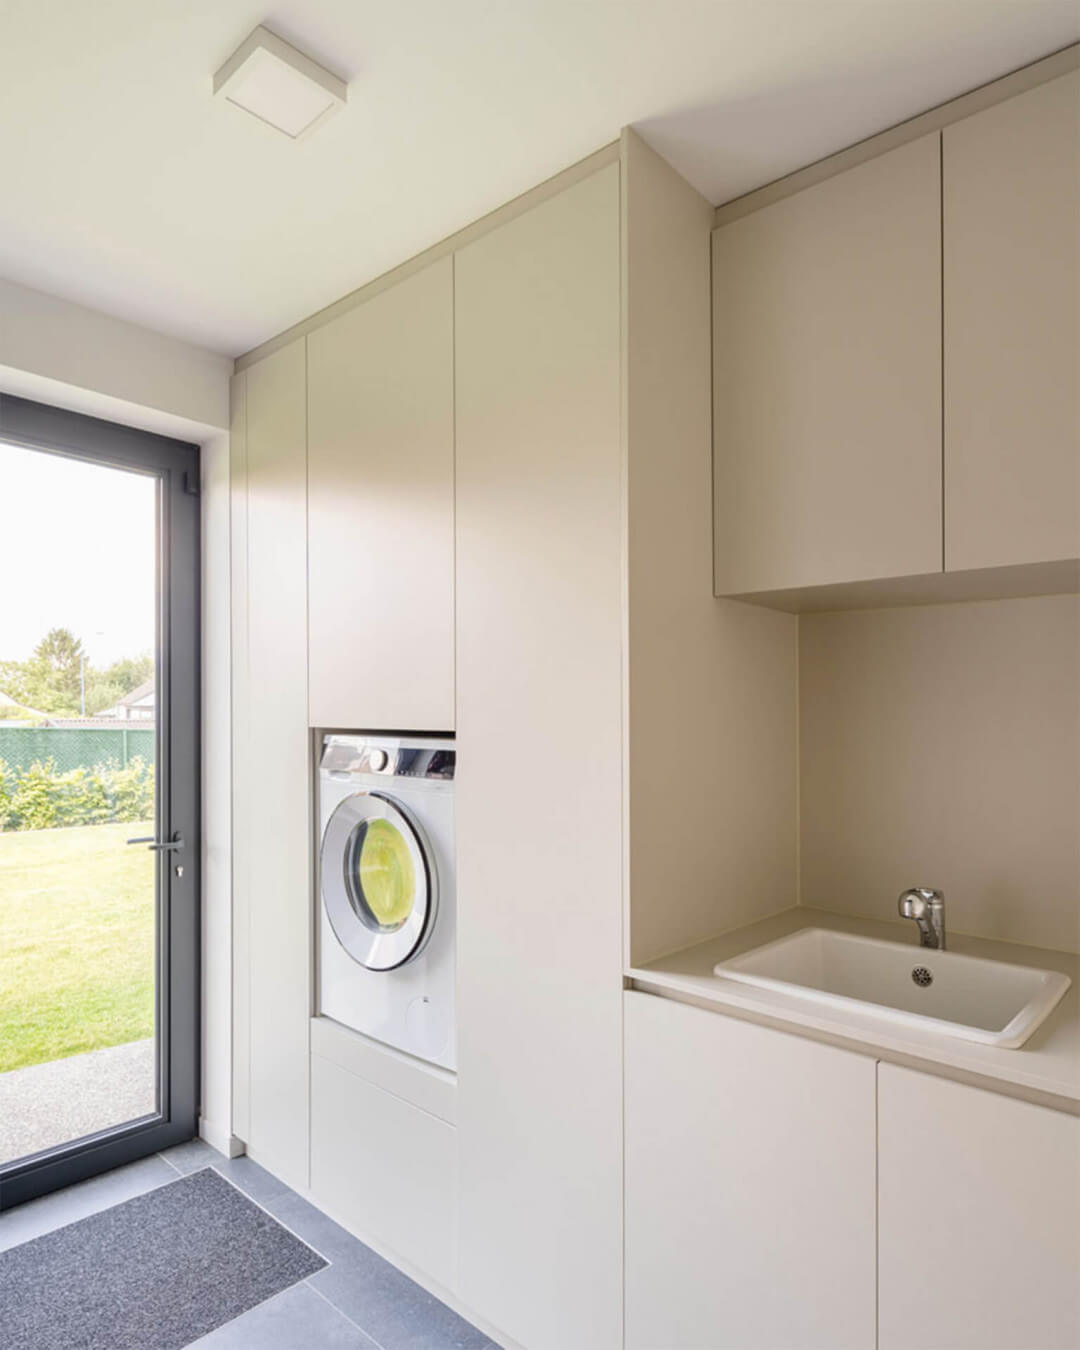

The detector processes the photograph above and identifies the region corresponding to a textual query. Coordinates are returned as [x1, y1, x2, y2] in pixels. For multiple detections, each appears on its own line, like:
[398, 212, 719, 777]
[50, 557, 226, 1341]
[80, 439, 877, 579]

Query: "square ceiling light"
[213, 26, 346, 140]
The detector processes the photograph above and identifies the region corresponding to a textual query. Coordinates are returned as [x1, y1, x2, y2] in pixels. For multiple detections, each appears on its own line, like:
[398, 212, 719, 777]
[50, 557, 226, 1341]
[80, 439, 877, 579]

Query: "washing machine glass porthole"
[321, 791, 437, 971]
[343, 817, 416, 933]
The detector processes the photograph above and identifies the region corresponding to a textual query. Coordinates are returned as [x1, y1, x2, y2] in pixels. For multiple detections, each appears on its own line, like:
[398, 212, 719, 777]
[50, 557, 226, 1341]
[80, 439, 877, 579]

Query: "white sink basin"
[714, 928, 1071, 1048]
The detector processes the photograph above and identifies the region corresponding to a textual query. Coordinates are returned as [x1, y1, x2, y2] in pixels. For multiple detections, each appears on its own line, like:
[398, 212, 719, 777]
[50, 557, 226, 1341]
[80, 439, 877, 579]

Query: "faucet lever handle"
[898, 886, 942, 911]
[897, 887, 946, 949]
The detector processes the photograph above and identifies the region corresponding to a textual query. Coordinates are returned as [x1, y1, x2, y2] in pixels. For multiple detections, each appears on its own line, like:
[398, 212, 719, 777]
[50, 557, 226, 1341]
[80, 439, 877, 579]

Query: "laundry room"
[1, 8, 1077, 1350]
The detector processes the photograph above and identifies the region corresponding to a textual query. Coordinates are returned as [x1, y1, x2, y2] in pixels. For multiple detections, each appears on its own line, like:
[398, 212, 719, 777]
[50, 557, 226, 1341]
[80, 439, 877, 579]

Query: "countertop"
[628, 907, 1080, 1112]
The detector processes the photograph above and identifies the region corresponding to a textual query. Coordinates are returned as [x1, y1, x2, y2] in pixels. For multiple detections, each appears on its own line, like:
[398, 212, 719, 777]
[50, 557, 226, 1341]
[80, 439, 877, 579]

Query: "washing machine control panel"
[320, 737, 456, 781]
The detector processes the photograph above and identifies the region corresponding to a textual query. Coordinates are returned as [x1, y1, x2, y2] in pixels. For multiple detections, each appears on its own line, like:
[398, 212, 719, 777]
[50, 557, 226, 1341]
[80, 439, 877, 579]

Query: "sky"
[0, 440, 157, 667]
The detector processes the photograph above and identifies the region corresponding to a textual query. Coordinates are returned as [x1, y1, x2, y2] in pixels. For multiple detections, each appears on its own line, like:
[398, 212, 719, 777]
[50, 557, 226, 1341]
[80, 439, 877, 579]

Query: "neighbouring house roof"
[117, 679, 155, 707]
[0, 689, 53, 722]
[97, 679, 156, 720]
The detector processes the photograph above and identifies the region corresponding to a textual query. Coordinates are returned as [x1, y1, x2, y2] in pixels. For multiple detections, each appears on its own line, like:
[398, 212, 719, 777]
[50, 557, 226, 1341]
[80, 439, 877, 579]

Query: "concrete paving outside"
[0, 1037, 155, 1165]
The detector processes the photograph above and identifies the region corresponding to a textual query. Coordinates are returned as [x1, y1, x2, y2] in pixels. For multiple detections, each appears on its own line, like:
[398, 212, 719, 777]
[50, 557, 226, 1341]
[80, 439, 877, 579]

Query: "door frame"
[0, 394, 200, 1208]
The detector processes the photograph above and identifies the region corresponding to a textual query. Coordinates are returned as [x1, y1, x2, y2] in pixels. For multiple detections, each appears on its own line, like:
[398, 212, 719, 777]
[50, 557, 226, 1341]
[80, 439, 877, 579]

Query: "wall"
[622, 130, 798, 969]
[799, 594, 1080, 953]
[0, 277, 230, 432]
[0, 275, 235, 1151]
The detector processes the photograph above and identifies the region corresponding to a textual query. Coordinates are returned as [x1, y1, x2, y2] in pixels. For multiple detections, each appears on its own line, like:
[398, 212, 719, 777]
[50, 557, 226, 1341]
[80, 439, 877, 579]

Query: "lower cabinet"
[626, 994, 1080, 1350]
[309, 1049, 457, 1293]
[625, 992, 877, 1350]
[878, 1063, 1080, 1350]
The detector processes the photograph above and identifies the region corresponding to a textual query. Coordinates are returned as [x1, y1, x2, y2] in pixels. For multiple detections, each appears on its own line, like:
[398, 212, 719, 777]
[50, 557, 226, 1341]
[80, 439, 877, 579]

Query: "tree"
[0, 631, 152, 718]
[17, 628, 85, 714]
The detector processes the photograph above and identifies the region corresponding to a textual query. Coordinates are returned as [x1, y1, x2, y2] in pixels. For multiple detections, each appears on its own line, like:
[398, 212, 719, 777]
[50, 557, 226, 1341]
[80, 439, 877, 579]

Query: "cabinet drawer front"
[310, 1052, 456, 1292]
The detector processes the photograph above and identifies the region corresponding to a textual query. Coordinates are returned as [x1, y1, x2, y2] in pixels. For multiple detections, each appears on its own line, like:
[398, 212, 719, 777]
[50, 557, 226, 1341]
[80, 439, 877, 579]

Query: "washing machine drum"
[321, 791, 437, 971]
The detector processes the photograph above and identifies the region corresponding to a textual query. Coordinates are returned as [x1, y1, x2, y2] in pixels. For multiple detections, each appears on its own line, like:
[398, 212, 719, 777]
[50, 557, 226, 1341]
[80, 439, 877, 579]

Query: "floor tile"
[266, 1191, 494, 1350]
[211, 1154, 292, 1205]
[188, 1281, 379, 1349]
[0, 1153, 177, 1252]
[158, 1138, 221, 1175]
[159, 1141, 290, 1206]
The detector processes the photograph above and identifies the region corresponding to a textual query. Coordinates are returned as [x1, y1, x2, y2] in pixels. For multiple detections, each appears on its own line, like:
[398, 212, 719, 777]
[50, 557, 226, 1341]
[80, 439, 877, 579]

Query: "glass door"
[0, 395, 199, 1209]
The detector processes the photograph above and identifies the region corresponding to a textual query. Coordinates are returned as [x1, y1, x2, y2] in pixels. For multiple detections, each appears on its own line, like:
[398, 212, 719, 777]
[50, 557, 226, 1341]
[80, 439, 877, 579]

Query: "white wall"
[0, 275, 235, 1150]
[0, 277, 230, 431]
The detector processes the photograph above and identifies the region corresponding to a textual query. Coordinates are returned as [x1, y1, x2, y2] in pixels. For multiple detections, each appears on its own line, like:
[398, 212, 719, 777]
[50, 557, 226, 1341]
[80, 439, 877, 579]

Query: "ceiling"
[1, 2, 1077, 357]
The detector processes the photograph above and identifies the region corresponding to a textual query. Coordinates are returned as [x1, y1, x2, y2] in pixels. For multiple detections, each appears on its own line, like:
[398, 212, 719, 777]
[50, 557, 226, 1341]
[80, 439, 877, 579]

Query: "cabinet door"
[307, 258, 454, 730]
[309, 1052, 456, 1291]
[625, 993, 877, 1350]
[944, 71, 1080, 572]
[455, 164, 623, 1350]
[230, 341, 311, 1188]
[879, 1064, 1080, 1349]
[713, 134, 942, 595]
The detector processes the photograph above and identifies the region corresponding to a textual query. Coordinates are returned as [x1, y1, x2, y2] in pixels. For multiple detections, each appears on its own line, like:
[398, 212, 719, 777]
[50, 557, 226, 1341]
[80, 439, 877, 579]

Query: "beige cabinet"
[307, 258, 454, 731]
[309, 1051, 456, 1291]
[944, 70, 1080, 573]
[455, 163, 624, 1350]
[229, 341, 311, 1188]
[713, 133, 942, 596]
[625, 993, 877, 1350]
[878, 1064, 1080, 1349]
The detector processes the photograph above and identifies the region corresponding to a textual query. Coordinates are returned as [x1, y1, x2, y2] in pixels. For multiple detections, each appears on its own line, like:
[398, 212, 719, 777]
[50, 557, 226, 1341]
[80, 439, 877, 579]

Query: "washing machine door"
[321, 791, 437, 971]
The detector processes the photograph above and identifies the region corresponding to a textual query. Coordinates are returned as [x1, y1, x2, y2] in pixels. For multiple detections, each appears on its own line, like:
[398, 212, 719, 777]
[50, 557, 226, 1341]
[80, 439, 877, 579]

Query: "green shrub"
[10, 759, 61, 830]
[0, 757, 155, 832]
[0, 758, 13, 830]
[100, 756, 155, 822]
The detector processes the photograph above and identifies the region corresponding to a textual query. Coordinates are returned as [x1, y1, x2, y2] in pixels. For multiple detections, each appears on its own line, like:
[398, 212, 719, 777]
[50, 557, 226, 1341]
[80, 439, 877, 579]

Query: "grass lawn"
[0, 821, 155, 1074]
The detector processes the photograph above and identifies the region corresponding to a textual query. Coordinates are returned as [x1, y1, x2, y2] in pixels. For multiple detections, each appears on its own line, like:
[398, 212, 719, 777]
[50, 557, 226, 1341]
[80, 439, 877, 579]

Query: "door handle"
[126, 834, 185, 852]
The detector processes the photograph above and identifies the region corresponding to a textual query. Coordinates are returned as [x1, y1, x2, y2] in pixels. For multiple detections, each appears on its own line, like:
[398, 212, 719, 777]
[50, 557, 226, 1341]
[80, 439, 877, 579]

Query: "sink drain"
[912, 966, 933, 988]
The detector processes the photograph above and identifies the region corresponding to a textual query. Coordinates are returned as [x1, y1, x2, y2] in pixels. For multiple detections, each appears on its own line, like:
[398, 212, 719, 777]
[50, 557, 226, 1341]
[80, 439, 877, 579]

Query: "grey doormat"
[1, 1167, 328, 1350]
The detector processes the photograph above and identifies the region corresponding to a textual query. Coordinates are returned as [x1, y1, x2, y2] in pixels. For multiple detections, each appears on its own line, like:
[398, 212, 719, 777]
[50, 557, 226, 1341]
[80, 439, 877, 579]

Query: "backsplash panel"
[799, 594, 1080, 953]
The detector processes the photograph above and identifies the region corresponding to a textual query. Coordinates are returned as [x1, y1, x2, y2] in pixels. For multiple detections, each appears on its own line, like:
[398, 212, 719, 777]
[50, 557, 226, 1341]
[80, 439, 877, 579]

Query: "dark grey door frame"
[0, 394, 200, 1209]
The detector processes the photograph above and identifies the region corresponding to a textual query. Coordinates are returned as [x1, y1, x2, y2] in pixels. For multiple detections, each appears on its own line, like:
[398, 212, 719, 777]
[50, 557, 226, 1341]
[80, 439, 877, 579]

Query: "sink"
[713, 928, 1071, 1048]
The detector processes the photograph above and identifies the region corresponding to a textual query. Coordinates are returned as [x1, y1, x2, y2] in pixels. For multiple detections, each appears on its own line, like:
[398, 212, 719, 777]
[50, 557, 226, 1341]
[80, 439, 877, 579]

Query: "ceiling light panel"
[213, 26, 346, 140]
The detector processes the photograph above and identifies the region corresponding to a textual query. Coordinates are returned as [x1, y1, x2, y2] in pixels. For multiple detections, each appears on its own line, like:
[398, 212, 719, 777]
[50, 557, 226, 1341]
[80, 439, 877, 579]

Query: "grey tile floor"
[0, 1138, 501, 1350]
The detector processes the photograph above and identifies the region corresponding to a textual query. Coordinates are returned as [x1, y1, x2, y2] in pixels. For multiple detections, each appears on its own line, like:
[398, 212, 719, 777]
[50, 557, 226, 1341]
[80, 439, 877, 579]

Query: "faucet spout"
[898, 887, 946, 950]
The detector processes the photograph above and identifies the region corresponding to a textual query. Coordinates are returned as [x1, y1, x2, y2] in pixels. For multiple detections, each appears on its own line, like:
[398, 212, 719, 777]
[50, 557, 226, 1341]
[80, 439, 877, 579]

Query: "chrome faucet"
[898, 887, 946, 950]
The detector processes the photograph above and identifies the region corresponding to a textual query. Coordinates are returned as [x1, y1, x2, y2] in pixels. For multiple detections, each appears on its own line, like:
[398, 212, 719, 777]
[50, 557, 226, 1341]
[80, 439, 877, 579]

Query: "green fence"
[0, 726, 155, 774]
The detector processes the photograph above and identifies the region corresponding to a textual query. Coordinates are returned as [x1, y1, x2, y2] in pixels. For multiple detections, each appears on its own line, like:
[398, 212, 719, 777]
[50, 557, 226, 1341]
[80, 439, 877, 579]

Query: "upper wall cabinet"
[944, 70, 1080, 573]
[307, 258, 454, 731]
[713, 134, 942, 596]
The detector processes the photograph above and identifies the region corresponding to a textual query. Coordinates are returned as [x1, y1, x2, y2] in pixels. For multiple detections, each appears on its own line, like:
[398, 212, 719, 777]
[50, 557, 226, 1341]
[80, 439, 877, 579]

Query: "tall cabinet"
[229, 340, 311, 1190]
[454, 163, 625, 1350]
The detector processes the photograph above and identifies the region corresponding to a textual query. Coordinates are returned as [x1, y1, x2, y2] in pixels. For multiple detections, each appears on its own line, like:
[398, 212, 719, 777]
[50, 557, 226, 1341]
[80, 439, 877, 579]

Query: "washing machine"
[317, 733, 456, 1071]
